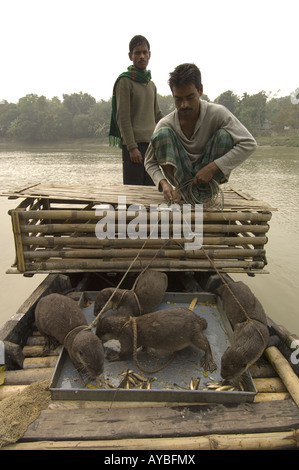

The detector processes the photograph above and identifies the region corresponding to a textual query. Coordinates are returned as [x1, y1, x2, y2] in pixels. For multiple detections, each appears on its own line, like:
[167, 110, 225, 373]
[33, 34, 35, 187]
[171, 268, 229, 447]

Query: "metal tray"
[50, 291, 257, 403]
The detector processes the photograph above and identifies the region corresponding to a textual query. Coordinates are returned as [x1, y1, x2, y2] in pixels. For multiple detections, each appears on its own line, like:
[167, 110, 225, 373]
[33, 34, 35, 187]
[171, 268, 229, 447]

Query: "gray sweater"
[145, 100, 257, 187]
[116, 77, 163, 151]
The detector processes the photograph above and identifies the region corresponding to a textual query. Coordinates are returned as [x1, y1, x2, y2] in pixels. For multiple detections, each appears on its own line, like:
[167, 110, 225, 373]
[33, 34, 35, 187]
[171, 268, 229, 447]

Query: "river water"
[0, 145, 298, 335]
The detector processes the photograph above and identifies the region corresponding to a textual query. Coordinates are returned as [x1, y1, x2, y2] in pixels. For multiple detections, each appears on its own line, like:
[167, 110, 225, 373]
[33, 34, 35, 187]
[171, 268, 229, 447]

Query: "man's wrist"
[208, 161, 219, 174]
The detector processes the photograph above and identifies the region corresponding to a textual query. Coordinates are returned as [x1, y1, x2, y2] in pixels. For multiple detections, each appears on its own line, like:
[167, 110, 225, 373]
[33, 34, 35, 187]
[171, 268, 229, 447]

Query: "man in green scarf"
[109, 35, 163, 185]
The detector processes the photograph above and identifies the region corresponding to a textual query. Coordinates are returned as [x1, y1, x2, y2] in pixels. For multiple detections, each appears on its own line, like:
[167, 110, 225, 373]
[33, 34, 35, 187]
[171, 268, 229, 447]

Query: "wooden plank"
[20, 401, 299, 441]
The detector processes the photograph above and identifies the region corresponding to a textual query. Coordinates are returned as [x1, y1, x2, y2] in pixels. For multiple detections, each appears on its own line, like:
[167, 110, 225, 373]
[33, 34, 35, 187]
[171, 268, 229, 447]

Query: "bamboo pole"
[22, 235, 268, 247]
[253, 377, 287, 393]
[20, 223, 269, 234]
[23, 247, 265, 260]
[22, 345, 61, 357]
[16, 209, 272, 222]
[0, 385, 28, 400]
[254, 393, 290, 402]
[10, 211, 25, 272]
[4, 368, 55, 385]
[23, 356, 58, 369]
[27, 259, 265, 272]
[264, 346, 299, 408]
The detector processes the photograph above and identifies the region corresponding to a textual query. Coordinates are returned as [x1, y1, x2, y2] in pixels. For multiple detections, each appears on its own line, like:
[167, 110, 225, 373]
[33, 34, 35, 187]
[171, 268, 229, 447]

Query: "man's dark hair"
[129, 35, 150, 53]
[168, 63, 202, 91]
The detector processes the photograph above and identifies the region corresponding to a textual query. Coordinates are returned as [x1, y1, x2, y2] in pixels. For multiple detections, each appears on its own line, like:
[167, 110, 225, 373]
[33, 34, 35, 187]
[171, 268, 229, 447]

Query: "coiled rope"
[175, 178, 224, 208]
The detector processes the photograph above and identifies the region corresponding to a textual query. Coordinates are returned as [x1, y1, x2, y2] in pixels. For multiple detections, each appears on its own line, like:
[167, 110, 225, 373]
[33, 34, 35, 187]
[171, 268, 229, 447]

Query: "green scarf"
[109, 65, 152, 148]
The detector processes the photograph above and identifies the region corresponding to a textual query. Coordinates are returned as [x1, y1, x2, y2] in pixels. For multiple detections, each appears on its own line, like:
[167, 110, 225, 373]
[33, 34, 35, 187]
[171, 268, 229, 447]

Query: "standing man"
[145, 63, 257, 204]
[109, 35, 163, 186]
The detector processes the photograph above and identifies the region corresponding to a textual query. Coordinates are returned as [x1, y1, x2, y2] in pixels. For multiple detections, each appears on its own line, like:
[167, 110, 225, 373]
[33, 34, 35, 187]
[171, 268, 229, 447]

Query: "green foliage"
[1, 88, 298, 143]
[214, 90, 239, 114]
[157, 94, 175, 115]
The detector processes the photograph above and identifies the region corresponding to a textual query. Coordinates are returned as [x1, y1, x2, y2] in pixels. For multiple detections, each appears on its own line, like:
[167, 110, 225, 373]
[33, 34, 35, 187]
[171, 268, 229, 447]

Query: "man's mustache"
[178, 107, 193, 113]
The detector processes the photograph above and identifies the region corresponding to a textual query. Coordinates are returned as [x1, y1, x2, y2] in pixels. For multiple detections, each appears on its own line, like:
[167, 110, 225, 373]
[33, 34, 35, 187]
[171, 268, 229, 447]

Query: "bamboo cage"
[5, 183, 275, 275]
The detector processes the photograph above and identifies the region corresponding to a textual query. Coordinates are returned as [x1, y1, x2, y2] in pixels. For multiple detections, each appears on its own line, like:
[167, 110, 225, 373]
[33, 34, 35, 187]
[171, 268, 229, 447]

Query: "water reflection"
[0, 151, 123, 191]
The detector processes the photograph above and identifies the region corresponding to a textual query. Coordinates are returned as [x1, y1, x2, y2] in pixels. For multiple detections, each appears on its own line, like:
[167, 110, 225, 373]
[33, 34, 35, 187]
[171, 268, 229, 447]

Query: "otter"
[96, 306, 217, 372]
[216, 281, 270, 380]
[94, 269, 168, 317]
[35, 293, 104, 382]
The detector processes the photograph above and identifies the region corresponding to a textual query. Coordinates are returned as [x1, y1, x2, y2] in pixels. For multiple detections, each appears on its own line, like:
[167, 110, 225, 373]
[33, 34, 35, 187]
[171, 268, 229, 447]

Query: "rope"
[87, 203, 172, 330]
[128, 296, 198, 374]
[130, 316, 176, 374]
[175, 178, 224, 209]
[202, 247, 269, 348]
[63, 325, 87, 344]
[115, 289, 142, 316]
[87, 239, 149, 330]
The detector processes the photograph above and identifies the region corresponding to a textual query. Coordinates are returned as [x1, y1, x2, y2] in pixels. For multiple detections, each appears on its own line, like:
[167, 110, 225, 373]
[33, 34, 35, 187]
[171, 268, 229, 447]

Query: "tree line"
[0, 89, 297, 143]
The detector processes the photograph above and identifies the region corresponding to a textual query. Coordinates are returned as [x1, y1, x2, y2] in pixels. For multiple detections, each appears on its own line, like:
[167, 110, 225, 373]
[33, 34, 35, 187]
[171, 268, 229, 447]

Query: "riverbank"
[0, 138, 120, 153]
[0, 134, 299, 150]
[256, 133, 299, 147]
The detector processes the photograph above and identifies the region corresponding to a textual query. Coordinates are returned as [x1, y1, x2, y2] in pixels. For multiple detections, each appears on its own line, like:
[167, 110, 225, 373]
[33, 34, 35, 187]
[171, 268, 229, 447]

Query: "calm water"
[0, 145, 298, 334]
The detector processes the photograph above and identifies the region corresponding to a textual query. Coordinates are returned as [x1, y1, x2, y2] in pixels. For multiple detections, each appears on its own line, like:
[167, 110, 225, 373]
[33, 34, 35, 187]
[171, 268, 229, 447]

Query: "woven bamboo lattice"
[5, 183, 275, 275]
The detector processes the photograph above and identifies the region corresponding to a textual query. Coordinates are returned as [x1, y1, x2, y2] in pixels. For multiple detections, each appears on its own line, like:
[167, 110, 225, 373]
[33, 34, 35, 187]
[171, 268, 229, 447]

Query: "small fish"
[131, 372, 145, 382]
[174, 383, 189, 390]
[189, 377, 200, 390]
[215, 385, 236, 391]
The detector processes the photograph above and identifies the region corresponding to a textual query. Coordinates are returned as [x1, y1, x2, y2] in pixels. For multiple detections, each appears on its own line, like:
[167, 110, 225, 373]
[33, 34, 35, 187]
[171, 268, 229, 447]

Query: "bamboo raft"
[4, 183, 275, 275]
[1, 273, 299, 450]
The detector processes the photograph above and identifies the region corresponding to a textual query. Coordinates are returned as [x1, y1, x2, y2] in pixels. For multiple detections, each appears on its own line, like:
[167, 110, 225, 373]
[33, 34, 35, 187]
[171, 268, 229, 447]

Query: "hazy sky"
[1, 0, 298, 103]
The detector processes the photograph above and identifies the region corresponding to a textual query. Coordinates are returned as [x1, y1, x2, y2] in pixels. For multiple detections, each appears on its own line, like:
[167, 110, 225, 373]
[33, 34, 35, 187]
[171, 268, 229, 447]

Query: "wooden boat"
[1, 271, 299, 450]
[1, 184, 299, 450]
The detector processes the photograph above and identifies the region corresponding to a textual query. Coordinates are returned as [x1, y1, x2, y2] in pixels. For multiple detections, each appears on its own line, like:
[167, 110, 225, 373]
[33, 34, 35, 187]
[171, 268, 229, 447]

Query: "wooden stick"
[265, 346, 299, 408]
[2, 430, 298, 450]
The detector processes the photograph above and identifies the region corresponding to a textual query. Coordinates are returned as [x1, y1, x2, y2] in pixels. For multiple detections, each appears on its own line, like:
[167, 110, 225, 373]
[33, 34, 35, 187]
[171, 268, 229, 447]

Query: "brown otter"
[96, 306, 217, 372]
[94, 269, 168, 317]
[35, 293, 104, 381]
[216, 281, 270, 380]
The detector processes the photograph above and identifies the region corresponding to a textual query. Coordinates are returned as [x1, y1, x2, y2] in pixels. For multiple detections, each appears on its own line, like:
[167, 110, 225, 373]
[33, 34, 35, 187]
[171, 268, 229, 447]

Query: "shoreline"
[0, 135, 298, 150]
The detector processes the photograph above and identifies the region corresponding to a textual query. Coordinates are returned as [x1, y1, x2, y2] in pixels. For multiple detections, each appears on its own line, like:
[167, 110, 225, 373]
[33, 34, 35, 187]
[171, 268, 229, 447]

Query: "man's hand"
[193, 161, 219, 185]
[129, 148, 143, 164]
[160, 179, 181, 203]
